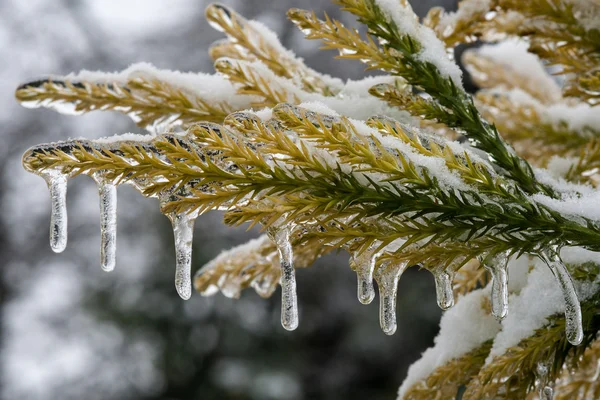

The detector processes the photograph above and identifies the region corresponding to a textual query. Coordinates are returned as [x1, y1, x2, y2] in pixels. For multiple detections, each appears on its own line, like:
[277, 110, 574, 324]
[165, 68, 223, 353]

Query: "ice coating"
[44, 171, 68, 253]
[375, 261, 409, 335]
[169, 213, 195, 300]
[535, 362, 554, 400]
[349, 245, 381, 305]
[433, 270, 455, 310]
[268, 226, 299, 331]
[541, 250, 583, 345]
[482, 252, 509, 320]
[97, 180, 117, 272]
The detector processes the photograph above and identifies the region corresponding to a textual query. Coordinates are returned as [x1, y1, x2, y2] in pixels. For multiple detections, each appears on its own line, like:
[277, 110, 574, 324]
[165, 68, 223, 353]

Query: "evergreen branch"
[463, 292, 600, 399]
[453, 259, 489, 296]
[15, 76, 232, 130]
[214, 58, 299, 108]
[422, 0, 493, 47]
[296, 0, 552, 197]
[22, 106, 600, 264]
[567, 138, 600, 186]
[554, 336, 600, 400]
[206, 3, 339, 96]
[402, 340, 493, 400]
[462, 48, 562, 104]
[287, 8, 401, 74]
[475, 90, 597, 163]
[367, 82, 459, 139]
[564, 69, 600, 106]
[193, 234, 330, 299]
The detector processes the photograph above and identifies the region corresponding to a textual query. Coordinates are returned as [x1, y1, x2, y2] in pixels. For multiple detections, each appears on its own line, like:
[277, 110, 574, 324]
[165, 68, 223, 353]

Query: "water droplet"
[482, 252, 509, 320]
[433, 270, 455, 310]
[44, 171, 68, 253]
[169, 213, 195, 300]
[97, 179, 117, 272]
[268, 226, 298, 331]
[541, 249, 583, 345]
[375, 261, 409, 335]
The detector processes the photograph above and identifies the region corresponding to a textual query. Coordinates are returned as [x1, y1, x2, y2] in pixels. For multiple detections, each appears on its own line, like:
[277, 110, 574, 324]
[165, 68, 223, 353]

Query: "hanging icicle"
[43, 170, 68, 253]
[94, 175, 118, 272]
[267, 224, 299, 331]
[349, 243, 382, 305]
[433, 269, 455, 310]
[168, 212, 196, 300]
[481, 252, 510, 320]
[374, 261, 409, 335]
[540, 248, 584, 346]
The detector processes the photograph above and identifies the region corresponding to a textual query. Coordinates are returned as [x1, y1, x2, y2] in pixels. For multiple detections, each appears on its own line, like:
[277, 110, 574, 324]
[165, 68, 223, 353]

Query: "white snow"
[496, 88, 600, 134]
[93, 132, 157, 144]
[219, 58, 414, 121]
[546, 156, 578, 179]
[66, 62, 255, 112]
[397, 287, 500, 398]
[533, 189, 600, 222]
[375, 0, 464, 88]
[475, 40, 563, 102]
[338, 76, 404, 97]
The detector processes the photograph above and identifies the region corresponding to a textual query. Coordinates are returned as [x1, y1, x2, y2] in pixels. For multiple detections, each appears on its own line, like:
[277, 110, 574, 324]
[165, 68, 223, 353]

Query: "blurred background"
[1, 0, 455, 399]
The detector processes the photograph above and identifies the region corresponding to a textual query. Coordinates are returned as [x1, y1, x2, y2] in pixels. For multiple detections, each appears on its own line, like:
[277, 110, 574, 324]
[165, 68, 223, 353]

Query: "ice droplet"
[44, 172, 68, 253]
[541, 249, 583, 345]
[268, 226, 298, 331]
[433, 270, 455, 310]
[169, 213, 195, 300]
[97, 180, 117, 272]
[375, 261, 409, 335]
[482, 252, 509, 320]
[349, 245, 381, 305]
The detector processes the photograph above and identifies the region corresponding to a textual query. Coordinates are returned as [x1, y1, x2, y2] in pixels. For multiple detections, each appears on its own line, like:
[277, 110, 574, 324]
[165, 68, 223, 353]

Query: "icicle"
[541, 249, 583, 345]
[375, 261, 409, 335]
[433, 270, 455, 310]
[349, 245, 381, 305]
[168, 213, 196, 300]
[481, 252, 509, 320]
[44, 171, 68, 253]
[267, 226, 299, 331]
[96, 178, 117, 272]
[535, 362, 554, 400]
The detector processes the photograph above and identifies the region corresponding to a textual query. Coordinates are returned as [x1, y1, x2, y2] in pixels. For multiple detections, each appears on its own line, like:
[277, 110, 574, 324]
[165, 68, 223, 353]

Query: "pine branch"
[402, 340, 493, 400]
[22, 105, 600, 267]
[463, 291, 600, 399]
[554, 336, 600, 400]
[206, 3, 340, 96]
[293, 0, 553, 197]
[15, 76, 233, 130]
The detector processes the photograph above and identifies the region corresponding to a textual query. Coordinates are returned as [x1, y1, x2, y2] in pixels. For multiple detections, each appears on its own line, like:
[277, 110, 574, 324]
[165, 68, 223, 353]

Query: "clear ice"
[268, 226, 299, 331]
[482, 252, 509, 320]
[45, 171, 68, 253]
[433, 270, 455, 310]
[169, 213, 195, 300]
[535, 362, 554, 400]
[97, 180, 117, 272]
[349, 245, 381, 305]
[375, 261, 409, 335]
[542, 249, 583, 346]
